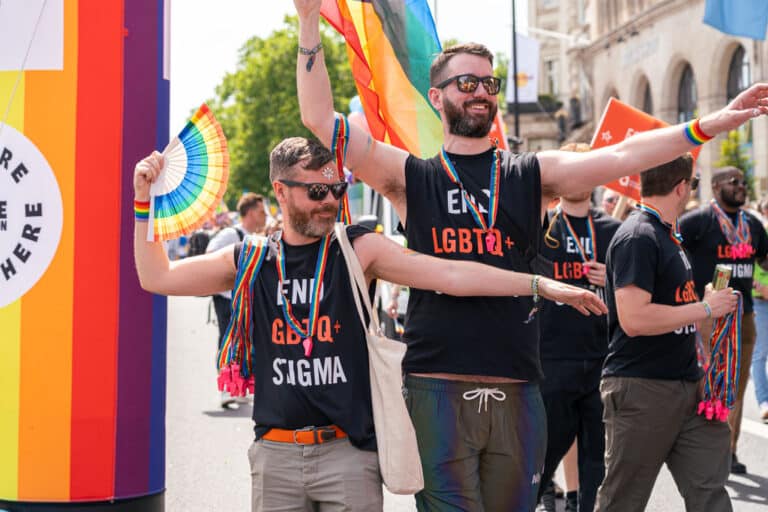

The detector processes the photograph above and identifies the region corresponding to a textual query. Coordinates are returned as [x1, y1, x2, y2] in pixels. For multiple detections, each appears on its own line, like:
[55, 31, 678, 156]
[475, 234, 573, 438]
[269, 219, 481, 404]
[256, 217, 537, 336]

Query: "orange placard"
[590, 98, 700, 201]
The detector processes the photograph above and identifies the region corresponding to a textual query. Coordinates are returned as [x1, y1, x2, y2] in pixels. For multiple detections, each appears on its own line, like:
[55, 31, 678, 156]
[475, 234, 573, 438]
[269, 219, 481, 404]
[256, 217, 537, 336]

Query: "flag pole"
[511, 0, 520, 139]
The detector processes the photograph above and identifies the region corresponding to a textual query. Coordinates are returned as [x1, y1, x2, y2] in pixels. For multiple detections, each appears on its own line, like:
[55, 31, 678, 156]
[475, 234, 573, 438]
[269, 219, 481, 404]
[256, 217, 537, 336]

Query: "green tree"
[208, 15, 356, 205]
[715, 126, 755, 199]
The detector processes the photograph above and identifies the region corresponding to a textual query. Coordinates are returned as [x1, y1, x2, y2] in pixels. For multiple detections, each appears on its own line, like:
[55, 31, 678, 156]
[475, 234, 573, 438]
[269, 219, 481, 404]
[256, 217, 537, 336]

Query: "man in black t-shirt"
[679, 166, 768, 475]
[132, 137, 604, 511]
[538, 143, 622, 512]
[295, 0, 768, 508]
[596, 155, 738, 512]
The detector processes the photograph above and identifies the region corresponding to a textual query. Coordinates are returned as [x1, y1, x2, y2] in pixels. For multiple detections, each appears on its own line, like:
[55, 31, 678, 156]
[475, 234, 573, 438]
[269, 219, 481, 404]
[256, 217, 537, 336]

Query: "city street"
[166, 296, 768, 511]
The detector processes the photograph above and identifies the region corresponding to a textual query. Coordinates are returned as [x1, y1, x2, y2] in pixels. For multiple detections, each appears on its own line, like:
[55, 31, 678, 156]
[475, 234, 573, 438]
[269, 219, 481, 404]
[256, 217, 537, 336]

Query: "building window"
[727, 45, 750, 101]
[545, 59, 559, 96]
[677, 64, 697, 123]
[642, 82, 653, 115]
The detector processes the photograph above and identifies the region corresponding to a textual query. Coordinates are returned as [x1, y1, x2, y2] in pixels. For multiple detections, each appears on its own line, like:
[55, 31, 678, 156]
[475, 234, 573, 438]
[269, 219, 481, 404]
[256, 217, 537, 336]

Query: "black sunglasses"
[434, 74, 502, 95]
[279, 179, 349, 201]
[723, 176, 747, 187]
[677, 175, 700, 191]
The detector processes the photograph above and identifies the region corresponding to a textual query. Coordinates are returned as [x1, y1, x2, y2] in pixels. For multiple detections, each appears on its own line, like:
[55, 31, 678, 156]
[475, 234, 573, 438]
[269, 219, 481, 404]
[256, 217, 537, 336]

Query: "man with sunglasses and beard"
[294, 1, 768, 509]
[596, 155, 738, 512]
[132, 137, 605, 512]
[678, 166, 768, 475]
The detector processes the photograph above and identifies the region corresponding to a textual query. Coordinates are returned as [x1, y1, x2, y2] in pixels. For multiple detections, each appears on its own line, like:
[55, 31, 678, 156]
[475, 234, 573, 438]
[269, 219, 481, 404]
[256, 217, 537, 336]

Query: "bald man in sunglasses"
[294, 2, 768, 509]
[678, 166, 768, 476]
[133, 137, 605, 512]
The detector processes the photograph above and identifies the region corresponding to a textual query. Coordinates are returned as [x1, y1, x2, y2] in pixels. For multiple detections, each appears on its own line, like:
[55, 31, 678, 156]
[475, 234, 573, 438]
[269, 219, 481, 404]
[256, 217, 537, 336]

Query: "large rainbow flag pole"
[0, 1, 167, 509]
[321, 0, 509, 158]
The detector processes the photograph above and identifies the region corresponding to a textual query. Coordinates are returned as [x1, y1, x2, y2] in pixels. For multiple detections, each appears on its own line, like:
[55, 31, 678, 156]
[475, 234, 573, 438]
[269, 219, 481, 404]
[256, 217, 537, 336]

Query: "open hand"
[704, 83, 768, 134]
[539, 277, 608, 316]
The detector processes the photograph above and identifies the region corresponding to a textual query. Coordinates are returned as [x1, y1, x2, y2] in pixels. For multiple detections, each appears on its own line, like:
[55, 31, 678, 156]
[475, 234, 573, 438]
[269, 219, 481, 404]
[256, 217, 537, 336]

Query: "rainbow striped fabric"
[321, 0, 510, 157]
[0, 0, 167, 503]
[321, 0, 444, 157]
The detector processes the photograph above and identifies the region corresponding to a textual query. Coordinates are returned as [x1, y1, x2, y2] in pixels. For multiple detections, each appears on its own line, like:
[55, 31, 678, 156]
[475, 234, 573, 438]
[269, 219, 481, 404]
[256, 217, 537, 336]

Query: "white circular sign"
[0, 124, 63, 308]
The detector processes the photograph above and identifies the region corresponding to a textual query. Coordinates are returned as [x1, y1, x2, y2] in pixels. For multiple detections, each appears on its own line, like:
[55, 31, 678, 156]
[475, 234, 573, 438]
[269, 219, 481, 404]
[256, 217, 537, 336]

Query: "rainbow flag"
[0, 0, 167, 503]
[321, 0, 509, 157]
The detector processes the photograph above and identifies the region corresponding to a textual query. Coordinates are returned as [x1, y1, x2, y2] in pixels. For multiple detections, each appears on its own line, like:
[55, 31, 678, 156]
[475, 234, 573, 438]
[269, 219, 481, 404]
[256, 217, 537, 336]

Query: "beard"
[443, 96, 497, 138]
[285, 198, 338, 238]
[720, 188, 746, 209]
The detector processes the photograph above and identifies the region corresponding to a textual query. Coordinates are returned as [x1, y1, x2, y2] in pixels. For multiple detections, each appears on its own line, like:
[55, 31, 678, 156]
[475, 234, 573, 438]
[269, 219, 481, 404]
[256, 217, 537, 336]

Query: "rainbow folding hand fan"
[147, 103, 229, 241]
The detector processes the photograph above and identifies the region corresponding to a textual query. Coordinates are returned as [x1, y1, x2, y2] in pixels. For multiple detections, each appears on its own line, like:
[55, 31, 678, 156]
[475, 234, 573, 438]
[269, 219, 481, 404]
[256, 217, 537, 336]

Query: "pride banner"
[0, 0, 167, 505]
[591, 98, 701, 201]
[321, 0, 509, 158]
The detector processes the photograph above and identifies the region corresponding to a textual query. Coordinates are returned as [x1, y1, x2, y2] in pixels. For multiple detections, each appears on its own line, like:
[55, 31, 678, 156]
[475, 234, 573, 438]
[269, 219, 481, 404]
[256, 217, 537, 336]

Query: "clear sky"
[169, 0, 527, 135]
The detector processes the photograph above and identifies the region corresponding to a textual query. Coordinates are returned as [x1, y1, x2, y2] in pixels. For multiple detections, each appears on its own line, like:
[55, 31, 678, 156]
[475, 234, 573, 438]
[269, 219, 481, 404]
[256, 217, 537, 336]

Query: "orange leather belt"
[263, 425, 346, 445]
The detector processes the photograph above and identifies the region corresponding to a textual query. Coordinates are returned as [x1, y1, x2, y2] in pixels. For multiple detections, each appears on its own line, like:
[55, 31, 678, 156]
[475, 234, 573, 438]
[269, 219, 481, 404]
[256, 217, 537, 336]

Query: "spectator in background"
[207, 192, 267, 408]
[601, 188, 620, 216]
[752, 197, 768, 423]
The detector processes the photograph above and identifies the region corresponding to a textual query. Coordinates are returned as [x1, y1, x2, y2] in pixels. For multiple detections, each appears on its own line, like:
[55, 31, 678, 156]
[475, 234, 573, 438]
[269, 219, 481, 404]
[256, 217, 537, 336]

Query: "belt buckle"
[316, 426, 336, 443]
[293, 426, 316, 445]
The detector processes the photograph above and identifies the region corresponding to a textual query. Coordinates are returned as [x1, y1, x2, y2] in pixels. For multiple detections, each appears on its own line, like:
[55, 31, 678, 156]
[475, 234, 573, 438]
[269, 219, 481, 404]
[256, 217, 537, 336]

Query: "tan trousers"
[595, 377, 731, 512]
[248, 437, 383, 512]
[729, 311, 756, 452]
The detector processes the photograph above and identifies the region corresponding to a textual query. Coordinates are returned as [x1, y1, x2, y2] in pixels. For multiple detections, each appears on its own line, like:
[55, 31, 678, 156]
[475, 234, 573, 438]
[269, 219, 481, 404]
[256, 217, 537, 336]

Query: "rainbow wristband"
[134, 199, 150, 222]
[683, 119, 714, 146]
[701, 300, 712, 319]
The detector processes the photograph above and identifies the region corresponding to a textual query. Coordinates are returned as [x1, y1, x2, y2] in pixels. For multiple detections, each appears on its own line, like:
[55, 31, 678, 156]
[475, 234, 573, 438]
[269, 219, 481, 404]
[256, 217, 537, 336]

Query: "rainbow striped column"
[0, 0, 167, 508]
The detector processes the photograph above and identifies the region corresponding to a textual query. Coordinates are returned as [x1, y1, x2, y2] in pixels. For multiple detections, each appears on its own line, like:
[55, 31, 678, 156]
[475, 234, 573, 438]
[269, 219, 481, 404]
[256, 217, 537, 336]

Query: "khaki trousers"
[595, 377, 731, 512]
[248, 437, 383, 512]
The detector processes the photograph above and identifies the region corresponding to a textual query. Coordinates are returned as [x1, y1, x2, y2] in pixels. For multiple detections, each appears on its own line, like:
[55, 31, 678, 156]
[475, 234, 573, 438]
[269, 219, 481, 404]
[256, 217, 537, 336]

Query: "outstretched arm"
[353, 233, 607, 316]
[294, 0, 409, 221]
[538, 83, 768, 204]
[133, 151, 237, 296]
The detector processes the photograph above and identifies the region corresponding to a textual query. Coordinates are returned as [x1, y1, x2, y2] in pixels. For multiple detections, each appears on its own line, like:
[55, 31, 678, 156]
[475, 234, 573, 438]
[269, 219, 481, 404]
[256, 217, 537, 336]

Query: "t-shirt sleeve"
[678, 209, 702, 249]
[346, 224, 374, 243]
[611, 230, 658, 294]
[753, 217, 768, 260]
[232, 242, 244, 269]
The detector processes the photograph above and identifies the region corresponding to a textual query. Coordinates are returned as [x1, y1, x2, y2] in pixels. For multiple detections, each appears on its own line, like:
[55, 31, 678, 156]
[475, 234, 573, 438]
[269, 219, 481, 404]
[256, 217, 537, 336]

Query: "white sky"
[169, 0, 527, 135]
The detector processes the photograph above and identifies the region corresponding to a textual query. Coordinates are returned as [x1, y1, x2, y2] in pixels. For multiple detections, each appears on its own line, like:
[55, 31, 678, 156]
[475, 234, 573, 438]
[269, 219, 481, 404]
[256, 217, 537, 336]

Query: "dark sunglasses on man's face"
[279, 179, 349, 201]
[435, 74, 502, 95]
[723, 176, 747, 187]
[678, 175, 700, 191]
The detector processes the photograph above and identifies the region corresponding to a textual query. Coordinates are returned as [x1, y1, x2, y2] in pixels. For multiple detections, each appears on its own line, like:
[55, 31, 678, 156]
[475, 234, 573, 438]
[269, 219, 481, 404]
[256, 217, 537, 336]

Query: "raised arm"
[133, 152, 237, 296]
[538, 83, 768, 204]
[353, 232, 607, 317]
[294, 0, 409, 220]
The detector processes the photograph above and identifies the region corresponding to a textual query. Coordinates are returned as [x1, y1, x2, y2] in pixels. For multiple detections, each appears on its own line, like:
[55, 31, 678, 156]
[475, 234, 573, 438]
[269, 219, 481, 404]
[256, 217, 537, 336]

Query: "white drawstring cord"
[462, 388, 507, 413]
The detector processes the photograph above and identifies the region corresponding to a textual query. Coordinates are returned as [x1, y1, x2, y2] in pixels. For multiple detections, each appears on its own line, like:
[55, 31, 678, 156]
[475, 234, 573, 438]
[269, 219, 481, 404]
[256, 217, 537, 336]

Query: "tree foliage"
[208, 16, 356, 205]
[715, 127, 755, 199]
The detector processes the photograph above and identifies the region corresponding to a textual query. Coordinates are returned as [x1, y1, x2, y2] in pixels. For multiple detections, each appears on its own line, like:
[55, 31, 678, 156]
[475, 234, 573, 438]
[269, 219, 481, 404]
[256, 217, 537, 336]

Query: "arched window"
[727, 46, 750, 101]
[642, 81, 653, 115]
[677, 64, 697, 123]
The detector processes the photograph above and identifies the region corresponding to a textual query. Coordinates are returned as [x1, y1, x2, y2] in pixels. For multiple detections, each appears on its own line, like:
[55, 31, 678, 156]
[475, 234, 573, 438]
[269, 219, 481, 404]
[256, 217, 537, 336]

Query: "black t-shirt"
[234, 225, 376, 450]
[540, 208, 621, 360]
[603, 210, 702, 381]
[402, 148, 544, 381]
[679, 205, 768, 314]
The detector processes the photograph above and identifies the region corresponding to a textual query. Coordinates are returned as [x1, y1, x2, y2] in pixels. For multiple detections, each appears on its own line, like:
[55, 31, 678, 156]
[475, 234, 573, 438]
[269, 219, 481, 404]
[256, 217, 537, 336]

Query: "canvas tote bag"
[334, 223, 424, 495]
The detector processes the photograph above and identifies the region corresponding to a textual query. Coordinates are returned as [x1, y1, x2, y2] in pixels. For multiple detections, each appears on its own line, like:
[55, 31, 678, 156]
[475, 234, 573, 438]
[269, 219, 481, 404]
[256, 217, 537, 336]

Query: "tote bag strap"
[333, 223, 381, 333]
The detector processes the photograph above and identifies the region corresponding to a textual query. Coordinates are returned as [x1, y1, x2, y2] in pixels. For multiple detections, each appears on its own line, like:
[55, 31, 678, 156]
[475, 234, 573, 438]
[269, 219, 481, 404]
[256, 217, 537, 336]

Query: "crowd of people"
[131, 1, 768, 510]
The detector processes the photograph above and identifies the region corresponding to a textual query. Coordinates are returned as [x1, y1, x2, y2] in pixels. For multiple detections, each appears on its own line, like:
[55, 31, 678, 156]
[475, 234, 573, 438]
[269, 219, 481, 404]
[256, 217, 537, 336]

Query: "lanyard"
[637, 202, 683, 245]
[439, 146, 501, 252]
[275, 234, 331, 357]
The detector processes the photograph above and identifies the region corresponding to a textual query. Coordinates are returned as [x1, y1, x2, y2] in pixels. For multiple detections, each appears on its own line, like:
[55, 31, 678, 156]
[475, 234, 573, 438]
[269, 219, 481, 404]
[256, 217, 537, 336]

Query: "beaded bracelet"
[683, 119, 714, 146]
[299, 42, 323, 72]
[134, 199, 150, 222]
[701, 300, 712, 318]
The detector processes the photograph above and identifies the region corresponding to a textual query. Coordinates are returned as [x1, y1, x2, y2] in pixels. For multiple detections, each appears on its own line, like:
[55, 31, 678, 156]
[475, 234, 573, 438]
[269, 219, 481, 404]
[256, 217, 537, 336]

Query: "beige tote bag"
[334, 223, 424, 495]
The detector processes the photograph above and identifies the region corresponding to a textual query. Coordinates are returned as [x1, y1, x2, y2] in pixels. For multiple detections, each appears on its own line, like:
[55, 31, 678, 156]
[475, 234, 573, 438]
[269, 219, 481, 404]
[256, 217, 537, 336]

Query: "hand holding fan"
[147, 103, 229, 241]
